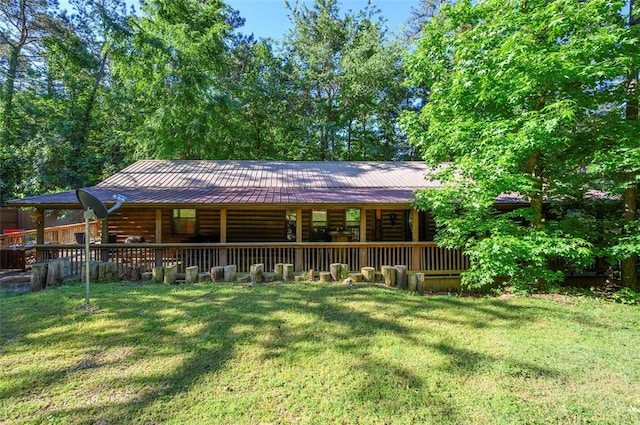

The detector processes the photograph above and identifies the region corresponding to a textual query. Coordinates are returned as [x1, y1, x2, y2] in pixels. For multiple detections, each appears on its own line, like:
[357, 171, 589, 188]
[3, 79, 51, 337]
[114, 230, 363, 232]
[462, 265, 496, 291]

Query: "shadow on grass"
[0, 282, 595, 423]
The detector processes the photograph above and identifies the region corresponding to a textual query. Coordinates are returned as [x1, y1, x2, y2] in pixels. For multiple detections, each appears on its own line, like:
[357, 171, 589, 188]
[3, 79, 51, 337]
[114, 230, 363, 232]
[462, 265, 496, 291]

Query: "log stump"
[283, 264, 294, 281]
[141, 272, 153, 281]
[348, 272, 363, 283]
[198, 272, 210, 283]
[330, 263, 342, 281]
[416, 272, 425, 295]
[395, 265, 408, 290]
[381, 266, 396, 287]
[250, 263, 264, 283]
[79, 261, 100, 286]
[153, 266, 164, 283]
[211, 266, 225, 283]
[98, 262, 117, 282]
[274, 263, 284, 280]
[223, 265, 237, 282]
[340, 264, 350, 280]
[408, 273, 417, 292]
[361, 267, 376, 282]
[185, 266, 199, 284]
[30, 263, 48, 292]
[46, 258, 62, 287]
[319, 272, 331, 283]
[164, 265, 177, 285]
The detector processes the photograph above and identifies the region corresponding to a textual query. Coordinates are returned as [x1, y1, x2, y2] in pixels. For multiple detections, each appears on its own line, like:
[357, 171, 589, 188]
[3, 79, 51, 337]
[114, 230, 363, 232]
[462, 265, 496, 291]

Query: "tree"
[285, 0, 407, 160]
[111, 0, 229, 160]
[0, 0, 65, 203]
[403, 0, 639, 288]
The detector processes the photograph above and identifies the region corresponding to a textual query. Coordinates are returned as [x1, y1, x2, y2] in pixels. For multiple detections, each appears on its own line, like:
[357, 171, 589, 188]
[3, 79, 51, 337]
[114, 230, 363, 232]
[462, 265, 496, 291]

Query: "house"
[7, 160, 524, 276]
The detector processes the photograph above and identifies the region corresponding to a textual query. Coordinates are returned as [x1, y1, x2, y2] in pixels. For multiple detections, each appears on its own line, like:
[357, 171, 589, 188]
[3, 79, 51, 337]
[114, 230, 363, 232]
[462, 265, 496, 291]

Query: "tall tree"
[285, 0, 406, 160]
[403, 0, 638, 288]
[0, 0, 65, 203]
[111, 0, 229, 160]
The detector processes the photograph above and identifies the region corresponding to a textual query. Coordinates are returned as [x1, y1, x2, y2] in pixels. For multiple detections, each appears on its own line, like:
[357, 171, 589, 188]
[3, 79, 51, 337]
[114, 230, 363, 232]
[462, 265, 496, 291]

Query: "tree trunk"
[524, 151, 544, 230]
[622, 1, 639, 289]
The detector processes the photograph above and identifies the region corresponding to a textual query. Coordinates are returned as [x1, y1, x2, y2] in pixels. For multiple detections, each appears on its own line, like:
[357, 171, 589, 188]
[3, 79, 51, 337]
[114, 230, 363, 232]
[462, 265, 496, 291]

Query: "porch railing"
[1, 222, 101, 247]
[35, 242, 469, 277]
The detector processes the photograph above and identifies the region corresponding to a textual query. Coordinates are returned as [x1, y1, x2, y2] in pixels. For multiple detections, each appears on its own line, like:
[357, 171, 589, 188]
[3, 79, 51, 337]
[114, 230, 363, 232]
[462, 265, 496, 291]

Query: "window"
[345, 209, 360, 228]
[345, 208, 361, 241]
[311, 210, 327, 241]
[286, 209, 297, 241]
[173, 209, 197, 235]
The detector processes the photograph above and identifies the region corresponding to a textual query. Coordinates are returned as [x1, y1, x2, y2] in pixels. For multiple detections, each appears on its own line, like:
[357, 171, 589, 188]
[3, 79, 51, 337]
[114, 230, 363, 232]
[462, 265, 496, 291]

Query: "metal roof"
[97, 160, 435, 189]
[8, 161, 446, 208]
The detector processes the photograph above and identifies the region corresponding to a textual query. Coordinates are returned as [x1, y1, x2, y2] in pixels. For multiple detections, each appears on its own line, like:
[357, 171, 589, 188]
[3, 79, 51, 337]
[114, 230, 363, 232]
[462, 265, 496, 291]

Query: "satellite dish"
[76, 189, 109, 219]
[75, 188, 126, 307]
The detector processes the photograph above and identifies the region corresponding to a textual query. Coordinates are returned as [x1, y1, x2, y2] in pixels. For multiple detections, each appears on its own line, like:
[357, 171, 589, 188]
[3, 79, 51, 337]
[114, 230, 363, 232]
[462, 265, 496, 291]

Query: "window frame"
[172, 208, 197, 235]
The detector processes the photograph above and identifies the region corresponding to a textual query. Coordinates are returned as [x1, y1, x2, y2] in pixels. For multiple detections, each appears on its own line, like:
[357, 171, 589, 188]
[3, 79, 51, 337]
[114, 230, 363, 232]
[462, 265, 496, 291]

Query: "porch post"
[411, 208, 421, 271]
[35, 209, 45, 262]
[101, 218, 109, 261]
[295, 208, 303, 272]
[359, 208, 367, 269]
[155, 209, 163, 267]
[220, 208, 227, 266]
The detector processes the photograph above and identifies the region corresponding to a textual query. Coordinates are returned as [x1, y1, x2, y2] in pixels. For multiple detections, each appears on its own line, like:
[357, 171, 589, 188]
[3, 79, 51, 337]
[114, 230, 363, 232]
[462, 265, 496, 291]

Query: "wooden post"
[220, 209, 227, 265]
[35, 209, 45, 262]
[185, 266, 198, 284]
[295, 208, 303, 271]
[381, 265, 395, 287]
[99, 219, 108, 262]
[283, 263, 294, 281]
[359, 208, 367, 268]
[155, 209, 163, 267]
[395, 265, 408, 290]
[411, 209, 421, 271]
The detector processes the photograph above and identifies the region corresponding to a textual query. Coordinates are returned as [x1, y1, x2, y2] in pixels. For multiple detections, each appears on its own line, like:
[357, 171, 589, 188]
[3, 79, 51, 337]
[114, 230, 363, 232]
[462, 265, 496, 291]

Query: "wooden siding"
[107, 206, 419, 244]
[227, 209, 286, 242]
[108, 209, 156, 243]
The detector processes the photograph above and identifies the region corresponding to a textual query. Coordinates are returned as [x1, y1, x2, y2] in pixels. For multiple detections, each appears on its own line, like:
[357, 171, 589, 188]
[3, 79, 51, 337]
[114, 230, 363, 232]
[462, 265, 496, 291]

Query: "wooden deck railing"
[1, 222, 101, 247]
[35, 242, 469, 277]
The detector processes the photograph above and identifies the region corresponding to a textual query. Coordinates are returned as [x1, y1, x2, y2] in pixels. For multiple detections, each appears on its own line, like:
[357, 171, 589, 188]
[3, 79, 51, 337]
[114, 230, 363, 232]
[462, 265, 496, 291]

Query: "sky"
[227, 0, 421, 40]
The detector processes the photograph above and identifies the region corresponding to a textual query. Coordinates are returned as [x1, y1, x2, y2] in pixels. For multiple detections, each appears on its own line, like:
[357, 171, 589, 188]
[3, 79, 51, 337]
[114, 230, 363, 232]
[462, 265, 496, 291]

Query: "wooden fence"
[0, 222, 101, 247]
[35, 242, 469, 277]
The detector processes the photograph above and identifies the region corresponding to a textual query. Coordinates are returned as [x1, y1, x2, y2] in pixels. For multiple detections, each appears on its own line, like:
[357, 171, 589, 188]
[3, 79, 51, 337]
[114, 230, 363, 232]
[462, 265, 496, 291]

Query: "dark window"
[173, 209, 197, 235]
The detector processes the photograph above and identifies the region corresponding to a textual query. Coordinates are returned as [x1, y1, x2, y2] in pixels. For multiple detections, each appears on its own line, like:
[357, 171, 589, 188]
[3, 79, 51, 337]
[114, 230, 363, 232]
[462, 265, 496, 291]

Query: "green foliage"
[611, 287, 640, 305]
[284, 0, 409, 160]
[111, 0, 229, 160]
[404, 0, 639, 288]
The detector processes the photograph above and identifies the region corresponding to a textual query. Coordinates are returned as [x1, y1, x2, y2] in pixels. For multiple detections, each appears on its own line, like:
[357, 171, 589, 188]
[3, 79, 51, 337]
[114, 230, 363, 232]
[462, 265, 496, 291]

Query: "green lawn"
[1, 282, 639, 424]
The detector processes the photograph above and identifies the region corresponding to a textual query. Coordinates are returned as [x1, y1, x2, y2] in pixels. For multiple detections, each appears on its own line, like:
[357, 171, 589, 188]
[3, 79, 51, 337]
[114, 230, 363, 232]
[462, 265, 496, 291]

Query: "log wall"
[108, 207, 417, 243]
[109, 209, 156, 243]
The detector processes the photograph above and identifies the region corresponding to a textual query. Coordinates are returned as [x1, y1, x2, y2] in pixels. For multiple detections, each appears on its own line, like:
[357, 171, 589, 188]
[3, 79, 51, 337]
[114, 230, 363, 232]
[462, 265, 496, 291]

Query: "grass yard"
[1, 281, 639, 425]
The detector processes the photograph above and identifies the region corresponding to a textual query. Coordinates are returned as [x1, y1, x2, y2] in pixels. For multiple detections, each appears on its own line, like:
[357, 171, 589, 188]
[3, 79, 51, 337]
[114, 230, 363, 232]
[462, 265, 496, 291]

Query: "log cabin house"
[7, 160, 525, 277]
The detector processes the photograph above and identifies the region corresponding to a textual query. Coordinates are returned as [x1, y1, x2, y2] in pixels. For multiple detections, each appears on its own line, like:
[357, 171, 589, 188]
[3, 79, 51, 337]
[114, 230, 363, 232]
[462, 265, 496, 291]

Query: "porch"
[34, 241, 468, 277]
